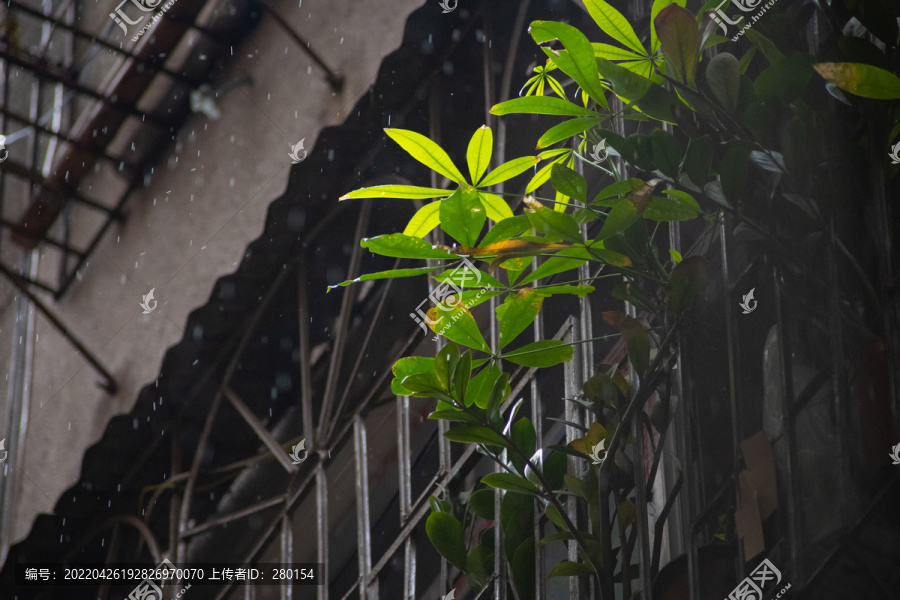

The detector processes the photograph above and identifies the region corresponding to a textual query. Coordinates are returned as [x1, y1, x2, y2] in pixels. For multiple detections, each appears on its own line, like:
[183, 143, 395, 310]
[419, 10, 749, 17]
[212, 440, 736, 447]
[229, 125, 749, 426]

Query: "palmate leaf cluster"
[337, 0, 898, 597]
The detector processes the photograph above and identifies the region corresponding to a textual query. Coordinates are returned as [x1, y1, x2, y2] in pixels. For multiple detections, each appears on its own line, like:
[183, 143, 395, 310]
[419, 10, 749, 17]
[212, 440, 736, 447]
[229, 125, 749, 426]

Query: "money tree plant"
[337, 0, 899, 597]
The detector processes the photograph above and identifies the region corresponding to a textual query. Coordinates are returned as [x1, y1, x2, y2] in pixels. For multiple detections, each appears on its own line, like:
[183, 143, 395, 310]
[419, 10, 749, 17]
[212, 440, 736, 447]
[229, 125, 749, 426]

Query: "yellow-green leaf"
[479, 155, 540, 188]
[467, 125, 493, 185]
[403, 202, 442, 237]
[427, 302, 490, 353]
[581, 0, 645, 55]
[340, 184, 451, 201]
[813, 62, 900, 100]
[496, 289, 544, 349]
[385, 128, 467, 184]
[478, 192, 515, 222]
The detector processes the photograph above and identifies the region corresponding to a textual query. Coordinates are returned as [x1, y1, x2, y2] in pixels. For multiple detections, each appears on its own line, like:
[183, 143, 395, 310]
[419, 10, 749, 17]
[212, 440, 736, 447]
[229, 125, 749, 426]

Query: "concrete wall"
[0, 0, 424, 547]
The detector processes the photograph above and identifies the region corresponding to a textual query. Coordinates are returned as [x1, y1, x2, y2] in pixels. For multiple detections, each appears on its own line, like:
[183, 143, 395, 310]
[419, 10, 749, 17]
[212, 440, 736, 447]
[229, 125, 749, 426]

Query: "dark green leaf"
[479, 214, 533, 247]
[486, 372, 510, 422]
[642, 192, 700, 221]
[428, 410, 480, 423]
[401, 373, 446, 396]
[454, 350, 472, 404]
[468, 365, 502, 409]
[705, 52, 740, 112]
[426, 301, 491, 353]
[511, 538, 536, 600]
[651, 0, 687, 53]
[425, 512, 468, 570]
[549, 560, 594, 578]
[496, 289, 544, 350]
[434, 264, 502, 289]
[620, 316, 650, 376]
[649, 129, 681, 178]
[549, 164, 588, 204]
[444, 426, 508, 447]
[510, 418, 537, 474]
[534, 284, 595, 298]
[525, 197, 583, 243]
[669, 255, 706, 312]
[468, 488, 496, 519]
[595, 58, 677, 122]
[483, 472, 540, 496]
[683, 135, 714, 186]
[434, 344, 460, 391]
[329, 265, 441, 288]
[593, 178, 644, 202]
[503, 340, 574, 368]
[519, 256, 586, 286]
[544, 449, 567, 490]
[598, 201, 639, 240]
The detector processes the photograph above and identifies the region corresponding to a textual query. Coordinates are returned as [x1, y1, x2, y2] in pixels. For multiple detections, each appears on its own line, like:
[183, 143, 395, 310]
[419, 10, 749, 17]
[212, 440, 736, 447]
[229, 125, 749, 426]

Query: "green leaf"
[592, 43, 644, 61]
[581, 0, 645, 55]
[534, 284, 595, 298]
[654, 4, 699, 86]
[385, 128, 467, 184]
[486, 372, 509, 423]
[519, 257, 586, 286]
[427, 301, 491, 353]
[669, 255, 706, 313]
[642, 192, 700, 221]
[503, 340, 574, 368]
[511, 538, 536, 600]
[510, 417, 537, 475]
[482, 472, 541, 496]
[403, 202, 442, 238]
[617, 499, 636, 528]
[478, 192, 515, 222]
[755, 54, 814, 103]
[479, 214, 532, 247]
[440, 189, 487, 247]
[537, 117, 605, 150]
[434, 344, 460, 391]
[469, 488, 496, 519]
[669, 248, 683, 263]
[454, 350, 472, 404]
[651, 0, 686, 54]
[620, 316, 650, 376]
[428, 410, 480, 424]
[444, 425, 508, 447]
[361, 233, 458, 259]
[468, 364, 502, 409]
[744, 29, 783, 65]
[491, 96, 599, 117]
[479, 155, 541, 188]
[583, 371, 620, 408]
[598, 201, 639, 240]
[329, 265, 441, 288]
[545, 503, 566, 529]
[496, 289, 544, 350]
[549, 560, 594, 578]
[531, 21, 610, 108]
[526, 149, 572, 193]
[683, 135, 713, 186]
[435, 264, 502, 289]
[339, 184, 451, 201]
[705, 52, 740, 112]
[595, 58, 677, 122]
[648, 129, 681, 178]
[549, 164, 588, 204]
[813, 62, 900, 100]
[593, 178, 644, 202]
[401, 373, 447, 396]
[467, 125, 493, 185]
[425, 512, 468, 570]
[467, 544, 493, 591]
[392, 356, 435, 395]
[525, 198, 583, 243]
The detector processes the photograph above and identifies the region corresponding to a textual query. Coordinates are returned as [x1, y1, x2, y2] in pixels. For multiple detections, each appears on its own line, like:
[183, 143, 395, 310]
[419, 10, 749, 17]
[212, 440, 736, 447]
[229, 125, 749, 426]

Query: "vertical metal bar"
[531, 304, 546, 600]
[281, 514, 293, 600]
[397, 395, 416, 600]
[316, 463, 329, 600]
[354, 414, 377, 600]
[298, 259, 316, 448]
[773, 268, 801, 583]
[719, 214, 746, 573]
[564, 317, 587, 600]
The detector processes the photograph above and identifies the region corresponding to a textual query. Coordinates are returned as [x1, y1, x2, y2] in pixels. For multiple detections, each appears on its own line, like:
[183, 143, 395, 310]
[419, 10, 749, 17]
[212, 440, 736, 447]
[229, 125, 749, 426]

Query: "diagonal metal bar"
[223, 385, 298, 474]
